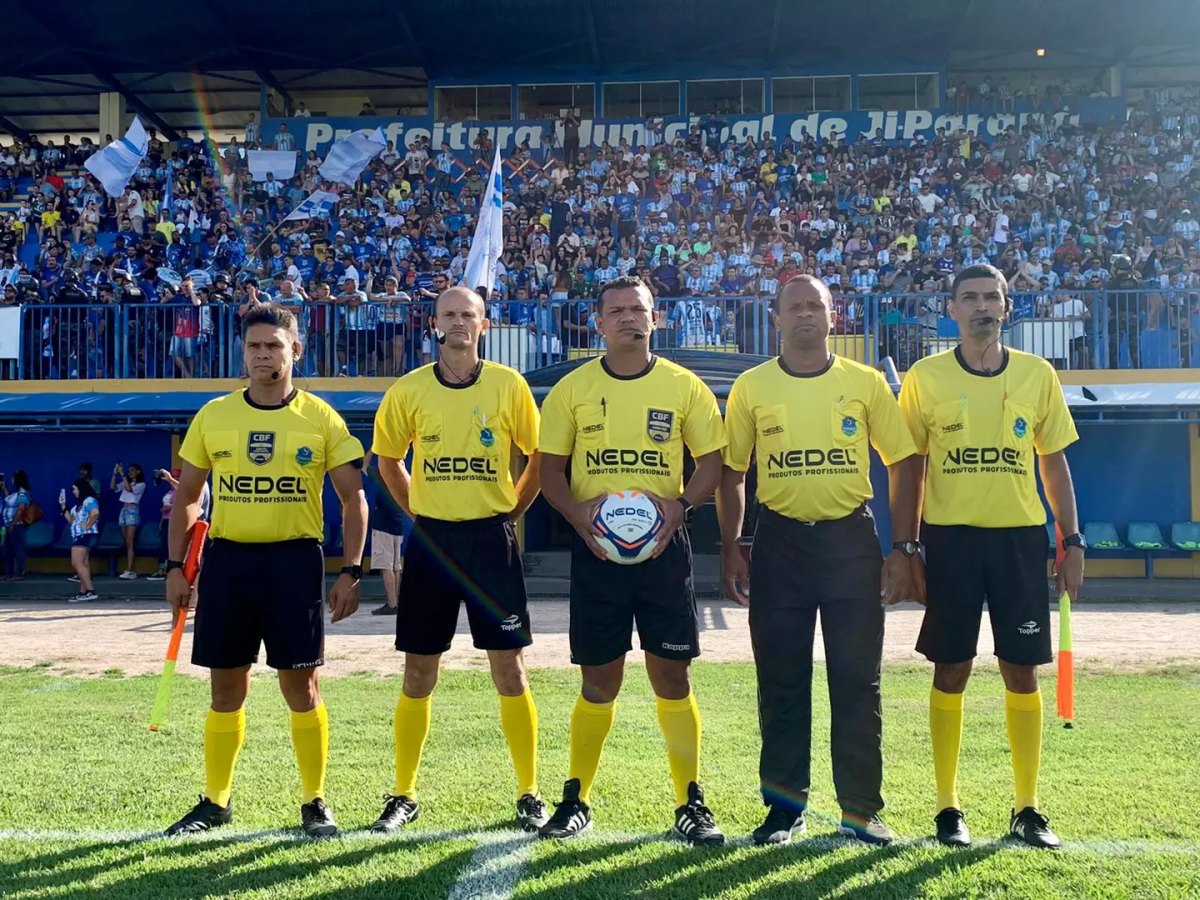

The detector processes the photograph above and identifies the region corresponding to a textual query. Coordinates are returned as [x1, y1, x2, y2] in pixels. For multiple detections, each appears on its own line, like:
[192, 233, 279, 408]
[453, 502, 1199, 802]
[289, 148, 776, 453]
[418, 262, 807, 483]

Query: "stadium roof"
[2, 0, 1199, 136]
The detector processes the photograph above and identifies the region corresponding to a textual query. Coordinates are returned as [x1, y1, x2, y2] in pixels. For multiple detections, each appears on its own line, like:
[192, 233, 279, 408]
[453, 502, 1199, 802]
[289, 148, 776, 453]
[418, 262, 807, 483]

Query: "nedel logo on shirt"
[765, 448, 858, 476]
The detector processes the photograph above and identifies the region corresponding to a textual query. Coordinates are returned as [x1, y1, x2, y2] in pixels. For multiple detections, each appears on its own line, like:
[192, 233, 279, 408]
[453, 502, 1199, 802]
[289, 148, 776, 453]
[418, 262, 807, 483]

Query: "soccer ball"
[592, 491, 665, 565]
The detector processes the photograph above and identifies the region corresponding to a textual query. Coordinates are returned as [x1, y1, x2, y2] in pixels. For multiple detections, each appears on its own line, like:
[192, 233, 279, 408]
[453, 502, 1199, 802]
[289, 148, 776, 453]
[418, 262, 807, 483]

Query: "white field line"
[446, 833, 535, 900]
[0, 827, 1197, 859]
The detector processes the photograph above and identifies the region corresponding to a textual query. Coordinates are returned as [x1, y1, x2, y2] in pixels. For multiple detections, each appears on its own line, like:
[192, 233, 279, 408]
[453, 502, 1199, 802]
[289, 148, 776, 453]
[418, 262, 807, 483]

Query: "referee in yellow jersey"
[537, 275, 727, 845]
[899, 264, 1084, 850]
[717, 275, 919, 847]
[165, 305, 368, 838]
[370, 286, 547, 833]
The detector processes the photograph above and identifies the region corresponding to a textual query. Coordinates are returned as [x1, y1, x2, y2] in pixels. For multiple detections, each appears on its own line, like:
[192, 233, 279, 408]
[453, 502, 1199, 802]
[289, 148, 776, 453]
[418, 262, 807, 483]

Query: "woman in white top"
[111, 462, 146, 580]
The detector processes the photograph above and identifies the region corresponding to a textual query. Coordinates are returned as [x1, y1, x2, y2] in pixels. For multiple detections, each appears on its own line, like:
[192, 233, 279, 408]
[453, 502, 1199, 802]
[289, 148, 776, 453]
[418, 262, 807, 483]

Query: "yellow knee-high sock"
[393, 693, 433, 798]
[290, 703, 329, 804]
[1006, 689, 1043, 811]
[656, 693, 701, 807]
[204, 707, 245, 808]
[498, 689, 539, 798]
[568, 696, 615, 804]
[930, 688, 965, 813]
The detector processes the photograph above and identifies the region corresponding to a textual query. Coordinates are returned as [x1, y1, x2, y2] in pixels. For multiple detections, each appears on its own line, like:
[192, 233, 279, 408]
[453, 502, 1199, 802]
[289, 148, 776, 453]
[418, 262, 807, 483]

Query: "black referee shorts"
[917, 523, 1052, 666]
[395, 514, 531, 655]
[569, 527, 698, 667]
[193, 538, 325, 670]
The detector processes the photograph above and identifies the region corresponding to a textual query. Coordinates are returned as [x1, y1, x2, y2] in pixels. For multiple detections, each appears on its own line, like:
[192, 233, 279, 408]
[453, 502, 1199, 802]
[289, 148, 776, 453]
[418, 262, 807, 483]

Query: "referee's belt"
[414, 513, 509, 530]
[759, 503, 868, 529]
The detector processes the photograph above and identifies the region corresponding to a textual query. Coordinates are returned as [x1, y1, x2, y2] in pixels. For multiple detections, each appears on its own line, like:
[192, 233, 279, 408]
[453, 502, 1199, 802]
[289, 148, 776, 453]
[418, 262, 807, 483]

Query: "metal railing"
[4, 290, 1197, 380]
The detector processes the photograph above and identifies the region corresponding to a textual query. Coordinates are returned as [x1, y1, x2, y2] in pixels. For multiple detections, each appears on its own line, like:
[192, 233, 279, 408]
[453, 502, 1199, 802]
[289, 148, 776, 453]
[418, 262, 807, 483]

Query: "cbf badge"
[247, 431, 275, 466]
[476, 408, 496, 449]
[1013, 417, 1028, 439]
[296, 446, 314, 466]
[647, 409, 673, 443]
[841, 416, 858, 437]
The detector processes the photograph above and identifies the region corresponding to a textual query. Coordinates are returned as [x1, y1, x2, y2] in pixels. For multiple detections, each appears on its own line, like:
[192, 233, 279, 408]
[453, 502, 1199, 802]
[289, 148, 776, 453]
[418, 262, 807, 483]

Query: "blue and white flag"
[462, 148, 504, 299]
[247, 149, 299, 182]
[285, 189, 340, 222]
[163, 169, 173, 218]
[84, 116, 148, 197]
[318, 128, 386, 185]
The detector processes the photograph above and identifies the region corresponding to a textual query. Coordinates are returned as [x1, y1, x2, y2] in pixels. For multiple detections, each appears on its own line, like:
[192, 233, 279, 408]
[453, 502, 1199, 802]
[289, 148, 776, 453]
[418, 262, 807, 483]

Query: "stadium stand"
[3, 83, 1200, 379]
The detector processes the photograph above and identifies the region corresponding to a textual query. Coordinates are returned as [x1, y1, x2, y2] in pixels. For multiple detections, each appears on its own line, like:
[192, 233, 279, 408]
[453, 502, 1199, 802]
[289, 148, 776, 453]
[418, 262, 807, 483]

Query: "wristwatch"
[165, 560, 185, 572]
[892, 540, 922, 557]
[340, 564, 364, 581]
[676, 497, 694, 519]
[1061, 532, 1087, 552]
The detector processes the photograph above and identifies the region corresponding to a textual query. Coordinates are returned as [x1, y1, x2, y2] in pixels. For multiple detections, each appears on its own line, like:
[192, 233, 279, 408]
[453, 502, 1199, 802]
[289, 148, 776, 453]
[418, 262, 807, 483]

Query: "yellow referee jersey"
[899, 347, 1078, 528]
[179, 389, 364, 542]
[539, 356, 725, 503]
[371, 361, 540, 521]
[724, 356, 916, 521]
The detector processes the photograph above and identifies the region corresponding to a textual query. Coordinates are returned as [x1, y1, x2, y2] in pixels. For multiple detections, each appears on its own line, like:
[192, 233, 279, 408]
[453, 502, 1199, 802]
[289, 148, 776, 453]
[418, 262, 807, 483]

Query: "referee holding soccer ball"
[717, 275, 920, 847]
[537, 275, 727, 844]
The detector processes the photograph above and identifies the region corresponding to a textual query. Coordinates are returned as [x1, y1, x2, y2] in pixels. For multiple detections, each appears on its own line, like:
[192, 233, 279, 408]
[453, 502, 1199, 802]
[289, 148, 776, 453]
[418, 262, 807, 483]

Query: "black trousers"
[748, 504, 885, 818]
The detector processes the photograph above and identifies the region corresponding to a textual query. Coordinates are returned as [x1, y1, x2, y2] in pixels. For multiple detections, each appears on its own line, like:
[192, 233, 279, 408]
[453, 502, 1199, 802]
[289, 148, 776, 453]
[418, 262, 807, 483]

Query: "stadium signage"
[275, 99, 1126, 158]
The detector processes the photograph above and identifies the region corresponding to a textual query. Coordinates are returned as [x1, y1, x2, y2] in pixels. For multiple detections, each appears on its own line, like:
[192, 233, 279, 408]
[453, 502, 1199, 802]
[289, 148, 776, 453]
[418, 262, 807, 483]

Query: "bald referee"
[165, 305, 367, 838]
[899, 264, 1083, 850]
[371, 286, 547, 833]
[717, 275, 919, 846]
[537, 275, 727, 845]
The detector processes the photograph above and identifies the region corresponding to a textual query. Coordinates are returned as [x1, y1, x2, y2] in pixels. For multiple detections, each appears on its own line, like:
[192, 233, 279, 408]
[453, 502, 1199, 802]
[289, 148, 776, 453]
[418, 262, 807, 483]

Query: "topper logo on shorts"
[1018, 620, 1041, 635]
[500, 614, 522, 632]
[647, 409, 674, 444]
[247, 431, 275, 466]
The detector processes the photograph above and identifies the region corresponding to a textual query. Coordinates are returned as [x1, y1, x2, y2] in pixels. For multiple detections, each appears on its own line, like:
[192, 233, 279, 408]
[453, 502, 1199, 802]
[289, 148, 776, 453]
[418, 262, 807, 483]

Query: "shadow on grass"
[520, 837, 1003, 900]
[3, 837, 476, 900]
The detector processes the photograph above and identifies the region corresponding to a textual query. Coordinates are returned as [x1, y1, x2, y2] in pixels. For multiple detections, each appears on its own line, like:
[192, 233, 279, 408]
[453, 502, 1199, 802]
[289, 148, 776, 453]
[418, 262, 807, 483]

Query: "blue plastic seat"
[1127, 522, 1168, 550]
[95, 523, 125, 553]
[24, 520, 55, 550]
[136, 521, 161, 554]
[1171, 522, 1200, 551]
[53, 524, 75, 550]
[1083, 521, 1123, 550]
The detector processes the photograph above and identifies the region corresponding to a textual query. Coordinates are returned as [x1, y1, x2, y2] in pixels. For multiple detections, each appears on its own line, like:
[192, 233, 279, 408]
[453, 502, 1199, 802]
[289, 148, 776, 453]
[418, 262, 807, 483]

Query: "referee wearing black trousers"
[717, 275, 920, 846]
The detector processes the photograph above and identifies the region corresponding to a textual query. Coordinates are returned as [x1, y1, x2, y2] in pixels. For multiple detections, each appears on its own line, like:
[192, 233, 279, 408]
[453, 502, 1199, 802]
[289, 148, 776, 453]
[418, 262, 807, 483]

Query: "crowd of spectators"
[2, 83, 1200, 378]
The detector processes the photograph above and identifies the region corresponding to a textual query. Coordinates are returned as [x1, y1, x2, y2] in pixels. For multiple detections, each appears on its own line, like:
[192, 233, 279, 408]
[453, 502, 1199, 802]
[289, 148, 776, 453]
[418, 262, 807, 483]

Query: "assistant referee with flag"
[164, 304, 367, 838]
[899, 264, 1084, 850]
[718, 275, 919, 846]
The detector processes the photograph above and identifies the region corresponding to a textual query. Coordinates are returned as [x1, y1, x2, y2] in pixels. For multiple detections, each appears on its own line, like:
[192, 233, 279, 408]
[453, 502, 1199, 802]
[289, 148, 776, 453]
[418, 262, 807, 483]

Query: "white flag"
[285, 189, 340, 222]
[247, 149, 299, 182]
[318, 128, 386, 185]
[462, 148, 504, 299]
[84, 117, 148, 197]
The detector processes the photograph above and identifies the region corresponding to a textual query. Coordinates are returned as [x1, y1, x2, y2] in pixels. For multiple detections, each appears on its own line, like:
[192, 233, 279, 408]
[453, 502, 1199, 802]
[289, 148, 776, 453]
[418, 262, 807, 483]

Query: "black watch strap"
[165, 560, 185, 572]
[677, 497, 694, 517]
[341, 564, 363, 580]
[1062, 532, 1086, 550]
[892, 540, 922, 557]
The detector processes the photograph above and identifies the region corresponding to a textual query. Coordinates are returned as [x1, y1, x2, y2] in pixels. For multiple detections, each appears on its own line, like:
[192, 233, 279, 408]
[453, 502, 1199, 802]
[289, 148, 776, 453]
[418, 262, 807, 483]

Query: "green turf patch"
[1, 664, 1198, 898]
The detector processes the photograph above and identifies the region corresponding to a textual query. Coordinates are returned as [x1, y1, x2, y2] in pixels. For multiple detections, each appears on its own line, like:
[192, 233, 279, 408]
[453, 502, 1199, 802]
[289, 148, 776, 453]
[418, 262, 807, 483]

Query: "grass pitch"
[2, 663, 1199, 899]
